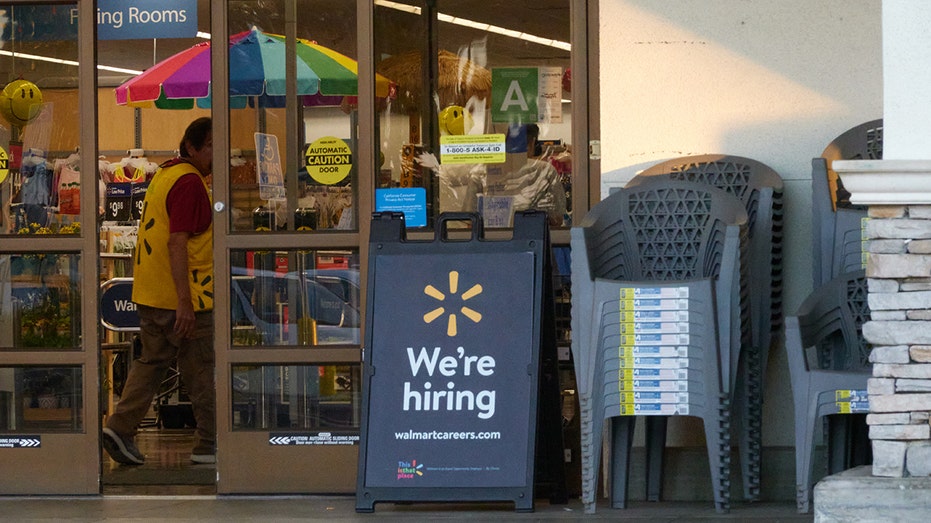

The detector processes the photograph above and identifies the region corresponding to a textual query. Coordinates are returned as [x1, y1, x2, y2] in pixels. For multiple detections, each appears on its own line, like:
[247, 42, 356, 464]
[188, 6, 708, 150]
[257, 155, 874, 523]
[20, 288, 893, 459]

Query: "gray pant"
[106, 304, 216, 455]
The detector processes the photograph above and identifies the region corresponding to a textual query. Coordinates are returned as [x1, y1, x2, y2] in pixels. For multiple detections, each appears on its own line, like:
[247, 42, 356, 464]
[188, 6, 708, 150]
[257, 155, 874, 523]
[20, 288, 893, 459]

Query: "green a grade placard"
[491, 67, 539, 123]
[356, 211, 559, 513]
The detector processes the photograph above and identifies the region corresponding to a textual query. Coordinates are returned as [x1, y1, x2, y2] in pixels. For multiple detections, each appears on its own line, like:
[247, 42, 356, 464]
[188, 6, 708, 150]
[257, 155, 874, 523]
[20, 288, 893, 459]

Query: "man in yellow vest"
[102, 117, 216, 465]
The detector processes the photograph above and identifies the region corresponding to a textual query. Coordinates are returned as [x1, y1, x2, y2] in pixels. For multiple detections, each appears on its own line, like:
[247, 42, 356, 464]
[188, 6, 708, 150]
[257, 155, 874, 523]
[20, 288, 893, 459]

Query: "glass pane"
[232, 364, 360, 432]
[0, 365, 83, 433]
[374, 0, 572, 228]
[227, 2, 360, 232]
[98, 4, 211, 236]
[0, 3, 82, 236]
[1, 253, 81, 349]
[230, 249, 360, 346]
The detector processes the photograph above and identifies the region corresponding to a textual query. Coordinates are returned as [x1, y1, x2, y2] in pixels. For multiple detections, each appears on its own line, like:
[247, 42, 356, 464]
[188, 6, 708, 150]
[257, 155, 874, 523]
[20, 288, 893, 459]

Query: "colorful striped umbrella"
[115, 27, 393, 109]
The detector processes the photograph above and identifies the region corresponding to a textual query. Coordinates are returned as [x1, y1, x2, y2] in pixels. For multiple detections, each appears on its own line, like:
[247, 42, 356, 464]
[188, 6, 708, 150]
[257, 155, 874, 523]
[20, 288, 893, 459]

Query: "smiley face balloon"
[0, 80, 44, 128]
[438, 105, 473, 136]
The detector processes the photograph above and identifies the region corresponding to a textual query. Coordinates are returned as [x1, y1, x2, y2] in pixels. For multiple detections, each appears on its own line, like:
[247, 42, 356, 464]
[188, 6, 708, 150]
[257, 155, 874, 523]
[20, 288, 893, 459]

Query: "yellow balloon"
[439, 105, 473, 136]
[0, 80, 43, 127]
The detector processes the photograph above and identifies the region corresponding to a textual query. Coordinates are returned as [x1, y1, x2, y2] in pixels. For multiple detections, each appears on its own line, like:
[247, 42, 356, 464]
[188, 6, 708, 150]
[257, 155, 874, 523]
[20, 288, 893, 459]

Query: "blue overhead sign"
[92, 0, 198, 40]
[0, 1, 198, 41]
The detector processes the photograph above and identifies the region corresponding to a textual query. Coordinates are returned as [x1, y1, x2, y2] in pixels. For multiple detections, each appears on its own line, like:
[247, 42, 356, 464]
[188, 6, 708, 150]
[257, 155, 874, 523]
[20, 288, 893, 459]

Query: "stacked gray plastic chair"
[810, 120, 880, 486]
[629, 155, 783, 502]
[811, 119, 882, 288]
[571, 177, 748, 513]
[785, 269, 871, 513]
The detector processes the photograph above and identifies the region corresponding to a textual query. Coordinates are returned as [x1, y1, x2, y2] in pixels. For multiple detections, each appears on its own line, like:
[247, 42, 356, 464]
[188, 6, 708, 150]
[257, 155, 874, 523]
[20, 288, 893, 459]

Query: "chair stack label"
[835, 389, 869, 413]
[604, 286, 696, 416]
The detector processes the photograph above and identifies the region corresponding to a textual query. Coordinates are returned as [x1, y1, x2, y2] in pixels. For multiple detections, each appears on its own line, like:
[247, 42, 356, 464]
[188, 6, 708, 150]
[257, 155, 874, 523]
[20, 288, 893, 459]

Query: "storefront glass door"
[0, 1, 100, 494]
[95, 0, 218, 493]
[212, 0, 583, 494]
[213, 0, 364, 493]
[1, 0, 589, 495]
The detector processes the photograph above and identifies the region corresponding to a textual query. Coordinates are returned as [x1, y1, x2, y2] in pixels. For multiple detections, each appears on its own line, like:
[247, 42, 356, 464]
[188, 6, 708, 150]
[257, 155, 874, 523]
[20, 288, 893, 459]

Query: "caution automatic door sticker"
[305, 135, 352, 185]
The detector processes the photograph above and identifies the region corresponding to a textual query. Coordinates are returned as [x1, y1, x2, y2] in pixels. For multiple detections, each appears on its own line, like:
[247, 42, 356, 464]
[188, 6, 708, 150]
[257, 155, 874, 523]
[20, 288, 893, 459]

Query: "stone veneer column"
[811, 4, 931, 515]
[809, 185, 931, 521]
[861, 203, 931, 477]
[860, 2, 931, 475]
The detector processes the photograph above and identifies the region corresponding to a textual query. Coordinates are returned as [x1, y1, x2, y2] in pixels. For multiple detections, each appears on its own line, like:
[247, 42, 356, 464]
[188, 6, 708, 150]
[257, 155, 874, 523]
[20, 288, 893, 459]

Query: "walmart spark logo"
[398, 459, 424, 479]
[423, 271, 483, 336]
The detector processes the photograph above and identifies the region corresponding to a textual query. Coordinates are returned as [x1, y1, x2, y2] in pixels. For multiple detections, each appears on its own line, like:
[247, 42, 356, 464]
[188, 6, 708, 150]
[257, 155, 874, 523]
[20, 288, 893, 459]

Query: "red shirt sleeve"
[166, 174, 212, 234]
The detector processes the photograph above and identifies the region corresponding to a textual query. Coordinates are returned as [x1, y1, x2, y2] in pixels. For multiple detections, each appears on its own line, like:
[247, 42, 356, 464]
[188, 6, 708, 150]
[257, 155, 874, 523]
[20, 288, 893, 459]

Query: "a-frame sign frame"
[356, 211, 562, 512]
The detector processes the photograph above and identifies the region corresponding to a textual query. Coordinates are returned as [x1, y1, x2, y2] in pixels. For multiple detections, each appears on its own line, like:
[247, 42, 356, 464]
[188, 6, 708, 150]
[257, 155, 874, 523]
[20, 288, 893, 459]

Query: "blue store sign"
[100, 278, 139, 332]
[95, 0, 199, 40]
[0, 0, 197, 41]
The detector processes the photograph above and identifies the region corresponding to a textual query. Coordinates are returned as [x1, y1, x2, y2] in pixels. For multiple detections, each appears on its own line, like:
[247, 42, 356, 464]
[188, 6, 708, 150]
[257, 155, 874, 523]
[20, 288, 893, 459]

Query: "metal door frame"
[0, 0, 100, 495]
[210, 0, 598, 494]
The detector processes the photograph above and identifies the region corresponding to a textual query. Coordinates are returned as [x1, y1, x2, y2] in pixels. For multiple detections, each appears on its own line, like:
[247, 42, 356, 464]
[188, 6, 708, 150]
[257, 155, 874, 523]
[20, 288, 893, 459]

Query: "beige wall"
[40, 88, 277, 161]
[599, 0, 883, 447]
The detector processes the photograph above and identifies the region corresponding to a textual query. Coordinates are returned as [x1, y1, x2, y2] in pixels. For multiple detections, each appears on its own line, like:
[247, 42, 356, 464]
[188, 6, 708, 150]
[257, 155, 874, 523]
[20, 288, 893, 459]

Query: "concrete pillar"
[883, 0, 931, 160]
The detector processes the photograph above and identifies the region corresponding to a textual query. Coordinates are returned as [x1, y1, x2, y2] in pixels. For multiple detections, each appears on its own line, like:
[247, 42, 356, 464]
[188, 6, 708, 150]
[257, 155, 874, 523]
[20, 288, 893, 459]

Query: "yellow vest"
[132, 161, 213, 311]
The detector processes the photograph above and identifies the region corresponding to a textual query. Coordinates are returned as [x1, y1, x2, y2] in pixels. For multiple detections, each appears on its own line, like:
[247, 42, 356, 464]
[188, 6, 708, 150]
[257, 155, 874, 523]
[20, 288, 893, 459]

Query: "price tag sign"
[131, 181, 149, 220]
[105, 183, 133, 222]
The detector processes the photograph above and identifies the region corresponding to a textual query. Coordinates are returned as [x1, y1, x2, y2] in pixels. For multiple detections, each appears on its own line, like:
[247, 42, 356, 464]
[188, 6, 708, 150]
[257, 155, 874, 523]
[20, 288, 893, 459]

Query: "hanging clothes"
[111, 150, 158, 183]
[55, 153, 81, 215]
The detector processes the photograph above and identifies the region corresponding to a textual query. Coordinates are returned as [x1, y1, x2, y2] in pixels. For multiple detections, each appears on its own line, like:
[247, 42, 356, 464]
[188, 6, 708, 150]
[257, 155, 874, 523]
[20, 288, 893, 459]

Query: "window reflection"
[0, 366, 83, 433]
[230, 249, 360, 346]
[374, 0, 572, 228]
[0, 3, 82, 237]
[0, 253, 81, 349]
[232, 364, 359, 431]
[226, 2, 366, 233]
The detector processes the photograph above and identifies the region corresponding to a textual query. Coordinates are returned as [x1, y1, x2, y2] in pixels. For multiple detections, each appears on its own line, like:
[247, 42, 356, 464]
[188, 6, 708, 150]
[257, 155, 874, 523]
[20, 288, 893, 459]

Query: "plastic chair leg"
[826, 415, 850, 475]
[644, 416, 667, 501]
[795, 394, 819, 513]
[734, 349, 763, 501]
[703, 393, 732, 514]
[610, 416, 636, 509]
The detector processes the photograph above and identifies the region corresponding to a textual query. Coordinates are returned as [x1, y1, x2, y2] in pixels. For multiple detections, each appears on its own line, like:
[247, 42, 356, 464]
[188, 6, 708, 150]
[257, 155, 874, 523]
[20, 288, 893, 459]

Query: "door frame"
[0, 0, 599, 496]
[0, 0, 100, 495]
[210, 0, 599, 494]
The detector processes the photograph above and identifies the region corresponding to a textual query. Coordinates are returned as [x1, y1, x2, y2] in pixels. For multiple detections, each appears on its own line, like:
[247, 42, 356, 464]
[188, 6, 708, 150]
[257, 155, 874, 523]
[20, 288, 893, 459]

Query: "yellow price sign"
[439, 133, 505, 164]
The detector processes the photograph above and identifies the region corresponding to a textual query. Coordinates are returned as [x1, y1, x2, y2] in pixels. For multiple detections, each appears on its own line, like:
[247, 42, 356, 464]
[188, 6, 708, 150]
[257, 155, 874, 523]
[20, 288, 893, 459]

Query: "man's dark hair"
[179, 117, 212, 158]
[526, 123, 541, 156]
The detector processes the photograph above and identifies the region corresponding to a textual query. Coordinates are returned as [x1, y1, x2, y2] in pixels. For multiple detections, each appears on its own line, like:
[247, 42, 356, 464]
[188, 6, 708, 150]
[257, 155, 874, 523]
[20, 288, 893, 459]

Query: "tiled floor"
[76, 428, 818, 521]
[0, 496, 814, 522]
[102, 427, 215, 495]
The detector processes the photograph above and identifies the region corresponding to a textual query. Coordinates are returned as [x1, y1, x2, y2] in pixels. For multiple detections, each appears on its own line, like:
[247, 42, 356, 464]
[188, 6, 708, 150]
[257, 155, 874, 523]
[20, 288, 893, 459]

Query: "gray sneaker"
[190, 453, 216, 464]
[102, 427, 145, 465]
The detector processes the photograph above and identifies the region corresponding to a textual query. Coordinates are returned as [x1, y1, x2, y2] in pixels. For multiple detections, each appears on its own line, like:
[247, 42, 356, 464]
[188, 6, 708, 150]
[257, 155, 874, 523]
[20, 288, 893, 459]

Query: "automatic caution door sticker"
[0, 435, 41, 448]
[305, 136, 352, 184]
